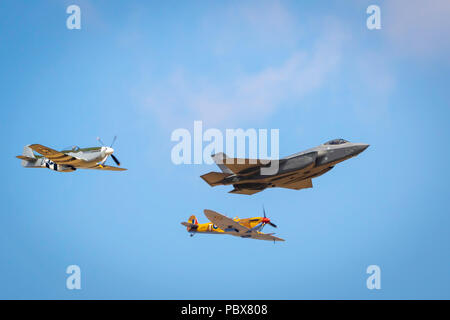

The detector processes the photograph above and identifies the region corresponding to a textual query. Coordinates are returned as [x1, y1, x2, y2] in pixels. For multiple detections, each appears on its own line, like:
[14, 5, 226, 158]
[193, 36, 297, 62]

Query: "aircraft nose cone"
[354, 144, 369, 155]
[105, 147, 114, 155]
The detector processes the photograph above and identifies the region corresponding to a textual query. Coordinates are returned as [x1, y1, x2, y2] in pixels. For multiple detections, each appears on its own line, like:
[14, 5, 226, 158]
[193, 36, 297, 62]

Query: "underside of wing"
[250, 233, 285, 242]
[228, 182, 267, 195]
[91, 164, 127, 171]
[275, 178, 313, 190]
[212, 152, 270, 175]
[28, 144, 85, 166]
[204, 209, 249, 234]
[229, 188, 264, 195]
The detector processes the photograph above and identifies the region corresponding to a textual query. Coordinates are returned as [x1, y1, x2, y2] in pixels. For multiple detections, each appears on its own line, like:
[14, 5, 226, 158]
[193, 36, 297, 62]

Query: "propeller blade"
[263, 205, 266, 218]
[97, 137, 105, 146]
[269, 222, 277, 228]
[110, 136, 117, 148]
[110, 154, 121, 166]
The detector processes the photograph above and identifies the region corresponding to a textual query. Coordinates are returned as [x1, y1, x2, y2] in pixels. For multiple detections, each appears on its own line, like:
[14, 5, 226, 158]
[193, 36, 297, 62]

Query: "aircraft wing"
[275, 178, 313, 190]
[250, 233, 285, 242]
[229, 188, 264, 195]
[204, 209, 285, 241]
[212, 153, 270, 175]
[91, 164, 127, 171]
[204, 209, 250, 234]
[28, 144, 83, 165]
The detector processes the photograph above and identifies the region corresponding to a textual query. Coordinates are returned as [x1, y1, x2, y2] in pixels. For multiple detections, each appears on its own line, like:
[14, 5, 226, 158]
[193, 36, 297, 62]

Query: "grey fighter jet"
[16, 137, 126, 172]
[200, 139, 369, 195]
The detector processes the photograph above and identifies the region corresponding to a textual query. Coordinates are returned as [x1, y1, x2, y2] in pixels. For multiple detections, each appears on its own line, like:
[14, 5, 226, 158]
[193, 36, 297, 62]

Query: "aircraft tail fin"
[22, 145, 36, 158]
[211, 153, 233, 174]
[200, 171, 231, 186]
[188, 215, 198, 225]
[16, 145, 41, 167]
[181, 215, 198, 232]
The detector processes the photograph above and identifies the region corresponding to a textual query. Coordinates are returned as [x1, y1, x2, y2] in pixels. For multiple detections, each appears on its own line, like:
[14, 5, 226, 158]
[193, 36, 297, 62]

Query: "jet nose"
[353, 143, 369, 156]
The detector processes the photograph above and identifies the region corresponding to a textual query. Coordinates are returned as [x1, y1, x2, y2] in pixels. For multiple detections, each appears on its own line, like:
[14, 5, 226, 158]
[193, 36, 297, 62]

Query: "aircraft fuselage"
[208, 139, 369, 193]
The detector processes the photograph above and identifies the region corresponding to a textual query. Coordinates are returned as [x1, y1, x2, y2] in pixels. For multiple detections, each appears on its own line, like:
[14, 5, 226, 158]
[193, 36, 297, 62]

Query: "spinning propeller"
[97, 136, 122, 166]
[260, 206, 277, 230]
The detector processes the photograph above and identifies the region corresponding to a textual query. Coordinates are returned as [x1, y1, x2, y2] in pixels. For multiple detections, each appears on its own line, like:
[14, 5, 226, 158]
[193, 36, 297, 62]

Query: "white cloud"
[140, 25, 346, 127]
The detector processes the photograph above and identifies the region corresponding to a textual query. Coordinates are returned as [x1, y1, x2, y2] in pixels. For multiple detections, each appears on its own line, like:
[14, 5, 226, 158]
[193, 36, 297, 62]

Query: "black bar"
[0, 300, 447, 318]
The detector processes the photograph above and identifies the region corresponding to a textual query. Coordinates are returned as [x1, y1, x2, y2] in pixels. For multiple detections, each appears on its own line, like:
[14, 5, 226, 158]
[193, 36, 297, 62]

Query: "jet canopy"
[324, 139, 348, 145]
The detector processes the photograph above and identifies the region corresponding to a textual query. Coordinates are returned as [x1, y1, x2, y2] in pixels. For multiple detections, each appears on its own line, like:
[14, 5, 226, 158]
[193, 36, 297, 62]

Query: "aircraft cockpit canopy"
[324, 139, 348, 145]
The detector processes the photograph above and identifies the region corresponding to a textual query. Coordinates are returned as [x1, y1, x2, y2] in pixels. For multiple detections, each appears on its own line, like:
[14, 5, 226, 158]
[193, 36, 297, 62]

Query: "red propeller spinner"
[262, 207, 277, 229]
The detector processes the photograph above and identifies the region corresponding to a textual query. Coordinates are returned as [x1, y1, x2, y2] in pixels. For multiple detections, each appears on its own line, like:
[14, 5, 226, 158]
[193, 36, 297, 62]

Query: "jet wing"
[91, 164, 127, 171]
[212, 152, 270, 175]
[250, 233, 285, 242]
[204, 209, 249, 234]
[229, 188, 264, 195]
[276, 178, 313, 190]
[28, 144, 84, 166]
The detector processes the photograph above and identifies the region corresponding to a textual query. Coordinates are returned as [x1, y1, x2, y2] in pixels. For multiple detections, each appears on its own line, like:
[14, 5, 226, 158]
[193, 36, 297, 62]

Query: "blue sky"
[0, 0, 449, 299]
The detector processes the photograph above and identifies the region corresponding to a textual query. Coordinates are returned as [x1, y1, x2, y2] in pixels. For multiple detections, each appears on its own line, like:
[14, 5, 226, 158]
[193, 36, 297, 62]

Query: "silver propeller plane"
[201, 138, 368, 195]
[16, 137, 126, 172]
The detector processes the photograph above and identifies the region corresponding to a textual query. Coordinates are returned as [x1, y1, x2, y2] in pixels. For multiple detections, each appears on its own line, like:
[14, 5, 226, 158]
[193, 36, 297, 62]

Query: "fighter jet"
[201, 138, 369, 195]
[16, 137, 126, 172]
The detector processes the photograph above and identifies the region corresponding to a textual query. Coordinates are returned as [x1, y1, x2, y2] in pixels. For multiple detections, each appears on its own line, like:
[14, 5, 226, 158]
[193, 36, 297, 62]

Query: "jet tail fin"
[200, 171, 231, 186]
[211, 153, 233, 174]
[211, 152, 269, 175]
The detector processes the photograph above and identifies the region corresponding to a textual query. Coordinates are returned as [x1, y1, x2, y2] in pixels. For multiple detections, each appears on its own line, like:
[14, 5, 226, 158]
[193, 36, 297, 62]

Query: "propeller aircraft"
[16, 137, 126, 172]
[201, 138, 369, 195]
[181, 208, 284, 242]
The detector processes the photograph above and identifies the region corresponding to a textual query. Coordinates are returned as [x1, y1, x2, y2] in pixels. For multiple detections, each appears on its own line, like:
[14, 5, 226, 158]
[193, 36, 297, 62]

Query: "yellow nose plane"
[181, 209, 285, 242]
